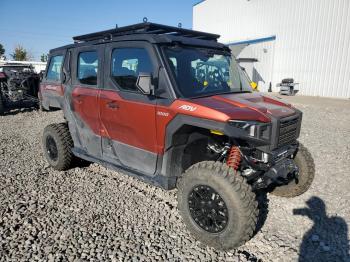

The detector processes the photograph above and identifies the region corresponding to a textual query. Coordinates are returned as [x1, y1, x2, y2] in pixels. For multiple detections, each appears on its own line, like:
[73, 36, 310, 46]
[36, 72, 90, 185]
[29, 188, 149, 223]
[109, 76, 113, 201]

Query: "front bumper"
[252, 157, 299, 190]
[224, 110, 303, 190]
[241, 143, 299, 190]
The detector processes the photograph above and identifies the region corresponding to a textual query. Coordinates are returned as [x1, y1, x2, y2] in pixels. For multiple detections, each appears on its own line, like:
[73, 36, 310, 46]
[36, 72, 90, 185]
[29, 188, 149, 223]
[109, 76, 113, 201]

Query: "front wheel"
[271, 143, 315, 197]
[177, 161, 258, 250]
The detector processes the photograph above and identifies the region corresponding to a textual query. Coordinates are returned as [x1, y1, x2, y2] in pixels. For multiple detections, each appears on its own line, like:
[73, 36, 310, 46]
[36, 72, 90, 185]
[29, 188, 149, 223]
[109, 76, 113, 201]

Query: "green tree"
[10, 45, 28, 61]
[0, 43, 5, 56]
[40, 53, 48, 62]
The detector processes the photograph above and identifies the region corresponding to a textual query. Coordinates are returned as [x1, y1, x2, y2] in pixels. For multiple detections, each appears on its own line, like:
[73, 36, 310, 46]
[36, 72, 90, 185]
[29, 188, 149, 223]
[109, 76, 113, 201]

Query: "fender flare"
[164, 114, 229, 151]
[160, 114, 231, 179]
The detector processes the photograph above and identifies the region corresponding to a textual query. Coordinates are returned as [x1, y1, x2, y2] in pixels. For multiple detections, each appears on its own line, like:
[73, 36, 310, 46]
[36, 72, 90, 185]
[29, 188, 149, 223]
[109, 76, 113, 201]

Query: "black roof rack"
[73, 22, 220, 43]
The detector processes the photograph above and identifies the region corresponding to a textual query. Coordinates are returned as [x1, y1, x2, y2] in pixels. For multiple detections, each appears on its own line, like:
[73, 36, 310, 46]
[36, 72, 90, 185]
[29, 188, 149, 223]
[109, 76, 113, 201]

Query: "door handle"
[73, 96, 83, 104]
[106, 101, 119, 109]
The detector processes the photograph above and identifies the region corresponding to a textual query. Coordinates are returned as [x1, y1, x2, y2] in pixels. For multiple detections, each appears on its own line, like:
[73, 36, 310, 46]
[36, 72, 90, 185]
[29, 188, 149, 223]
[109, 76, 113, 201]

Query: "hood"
[191, 92, 295, 122]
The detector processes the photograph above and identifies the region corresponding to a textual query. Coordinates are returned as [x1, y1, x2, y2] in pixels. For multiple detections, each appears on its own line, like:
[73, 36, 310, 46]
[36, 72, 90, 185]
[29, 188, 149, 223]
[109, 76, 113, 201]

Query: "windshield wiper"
[219, 90, 251, 95]
[190, 93, 219, 99]
[232, 90, 252, 94]
[191, 90, 251, 99]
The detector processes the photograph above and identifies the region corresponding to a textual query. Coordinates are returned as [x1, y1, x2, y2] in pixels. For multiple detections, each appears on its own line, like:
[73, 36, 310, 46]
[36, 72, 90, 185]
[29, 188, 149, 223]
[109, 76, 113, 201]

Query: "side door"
[40, 51, 65, 109]
[100, 42, 158, 175]
[68, 46, 104, 159]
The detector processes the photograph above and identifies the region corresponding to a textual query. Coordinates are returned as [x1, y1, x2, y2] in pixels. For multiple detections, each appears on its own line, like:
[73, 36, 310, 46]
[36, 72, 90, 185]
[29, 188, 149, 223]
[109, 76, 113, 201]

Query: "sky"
[0, 0, 201, 61]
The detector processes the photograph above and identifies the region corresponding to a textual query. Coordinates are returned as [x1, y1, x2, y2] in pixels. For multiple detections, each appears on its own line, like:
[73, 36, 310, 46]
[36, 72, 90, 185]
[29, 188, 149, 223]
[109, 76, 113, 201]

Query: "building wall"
[231, 40, 276, 92]
[193, 0, 350, 98]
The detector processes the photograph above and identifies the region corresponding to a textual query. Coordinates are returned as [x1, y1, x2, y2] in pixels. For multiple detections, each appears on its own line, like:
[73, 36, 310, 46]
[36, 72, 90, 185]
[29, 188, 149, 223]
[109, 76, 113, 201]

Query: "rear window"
[78, 51, 98, 86]
[46, 55, 63, 81]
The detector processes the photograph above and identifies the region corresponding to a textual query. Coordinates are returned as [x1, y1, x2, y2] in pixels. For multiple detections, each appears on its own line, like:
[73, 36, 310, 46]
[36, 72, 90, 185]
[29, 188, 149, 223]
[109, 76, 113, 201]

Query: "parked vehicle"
[40, 22, 315, 250]
[0, 63, 40, 115]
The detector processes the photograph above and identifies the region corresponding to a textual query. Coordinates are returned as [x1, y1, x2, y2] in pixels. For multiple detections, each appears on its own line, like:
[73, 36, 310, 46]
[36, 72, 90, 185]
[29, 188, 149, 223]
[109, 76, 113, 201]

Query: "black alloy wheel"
[46, 135, 58, 162]
[188, 185, 228, 233]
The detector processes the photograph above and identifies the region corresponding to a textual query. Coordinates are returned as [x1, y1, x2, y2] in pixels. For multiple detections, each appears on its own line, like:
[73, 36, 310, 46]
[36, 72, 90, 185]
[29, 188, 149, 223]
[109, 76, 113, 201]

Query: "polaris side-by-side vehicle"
[40, 23, 315, 250]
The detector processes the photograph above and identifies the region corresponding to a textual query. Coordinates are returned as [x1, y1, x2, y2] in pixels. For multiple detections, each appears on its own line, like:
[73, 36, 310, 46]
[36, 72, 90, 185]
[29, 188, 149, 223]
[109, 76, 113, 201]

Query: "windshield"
[163, 46, 252, 98]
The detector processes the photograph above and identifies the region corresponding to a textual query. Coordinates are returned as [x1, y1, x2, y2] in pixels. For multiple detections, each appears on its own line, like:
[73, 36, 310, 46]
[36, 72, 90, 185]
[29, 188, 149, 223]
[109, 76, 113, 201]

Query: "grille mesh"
[278, 116, 299, 147]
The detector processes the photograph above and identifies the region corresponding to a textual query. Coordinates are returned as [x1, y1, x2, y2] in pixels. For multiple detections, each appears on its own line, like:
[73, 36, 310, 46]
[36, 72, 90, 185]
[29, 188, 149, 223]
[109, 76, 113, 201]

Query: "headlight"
[229, 120, 271, 140]
[229, 120, 257, 137]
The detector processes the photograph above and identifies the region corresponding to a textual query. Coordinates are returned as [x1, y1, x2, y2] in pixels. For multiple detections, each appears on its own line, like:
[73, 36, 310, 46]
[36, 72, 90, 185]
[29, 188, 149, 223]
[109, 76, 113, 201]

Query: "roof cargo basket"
[73, 22, 220, 43]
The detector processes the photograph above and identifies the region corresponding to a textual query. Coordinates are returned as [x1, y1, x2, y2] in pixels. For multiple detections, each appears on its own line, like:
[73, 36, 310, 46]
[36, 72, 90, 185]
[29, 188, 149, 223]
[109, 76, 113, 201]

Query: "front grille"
[278, 116, 299, 147]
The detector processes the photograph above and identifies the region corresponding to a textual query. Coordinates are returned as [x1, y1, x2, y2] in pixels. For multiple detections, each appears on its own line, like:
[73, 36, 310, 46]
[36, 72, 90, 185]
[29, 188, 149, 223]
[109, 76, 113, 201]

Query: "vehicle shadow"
[293, 196, 349, 261]
[2, 101, 39, 116]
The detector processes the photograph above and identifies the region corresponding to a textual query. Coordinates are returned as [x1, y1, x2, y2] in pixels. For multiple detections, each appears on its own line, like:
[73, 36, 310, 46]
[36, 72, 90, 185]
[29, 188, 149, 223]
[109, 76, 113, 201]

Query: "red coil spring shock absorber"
[226, 146, 241, 170]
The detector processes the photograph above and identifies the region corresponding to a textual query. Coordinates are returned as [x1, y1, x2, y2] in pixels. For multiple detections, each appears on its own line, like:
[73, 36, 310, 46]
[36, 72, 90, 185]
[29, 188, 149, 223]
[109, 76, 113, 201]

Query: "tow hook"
[252, 158, 299, 189]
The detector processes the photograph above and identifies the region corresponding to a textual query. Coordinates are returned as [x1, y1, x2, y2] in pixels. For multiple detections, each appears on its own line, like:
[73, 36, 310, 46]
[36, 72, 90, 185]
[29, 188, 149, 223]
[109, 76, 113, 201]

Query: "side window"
[111, 48, 153, 92]
[46, 55, 63, 81]
[78, 51, 98, 86]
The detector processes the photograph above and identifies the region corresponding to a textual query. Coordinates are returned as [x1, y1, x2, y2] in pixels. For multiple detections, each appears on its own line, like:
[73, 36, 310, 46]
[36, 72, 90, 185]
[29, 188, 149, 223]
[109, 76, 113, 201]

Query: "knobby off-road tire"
[271, 143, 315, 197]
[253, 192, 269, 236]
[177, 161, 258, 250]
[42, 123, 74, 171]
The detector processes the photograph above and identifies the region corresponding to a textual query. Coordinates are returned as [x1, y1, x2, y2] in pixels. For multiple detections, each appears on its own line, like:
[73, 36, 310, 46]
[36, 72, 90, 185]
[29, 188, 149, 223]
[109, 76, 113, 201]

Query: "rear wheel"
[177, 161, 258, 250]
[271, 143, 315, 197]
[42, 123, 74, 171]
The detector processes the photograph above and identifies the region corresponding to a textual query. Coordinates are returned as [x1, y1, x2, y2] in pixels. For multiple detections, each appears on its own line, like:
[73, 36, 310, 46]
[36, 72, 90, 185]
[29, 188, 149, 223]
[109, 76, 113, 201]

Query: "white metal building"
[193, 0, 350, 98]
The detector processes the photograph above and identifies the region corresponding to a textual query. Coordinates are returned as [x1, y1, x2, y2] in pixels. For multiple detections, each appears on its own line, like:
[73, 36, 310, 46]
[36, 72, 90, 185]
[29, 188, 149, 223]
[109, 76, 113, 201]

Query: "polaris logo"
[179, 105, 197, 112]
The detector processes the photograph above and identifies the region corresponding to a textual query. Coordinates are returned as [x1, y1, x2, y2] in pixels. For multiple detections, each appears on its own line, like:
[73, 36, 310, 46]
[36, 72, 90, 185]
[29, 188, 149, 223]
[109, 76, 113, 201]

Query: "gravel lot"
[0, 95, 349, 261]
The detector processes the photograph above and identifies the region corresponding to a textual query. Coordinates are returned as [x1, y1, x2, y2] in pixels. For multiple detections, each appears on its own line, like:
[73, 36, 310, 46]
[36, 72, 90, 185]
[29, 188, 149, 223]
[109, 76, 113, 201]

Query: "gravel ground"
[0, 96, 349, 262]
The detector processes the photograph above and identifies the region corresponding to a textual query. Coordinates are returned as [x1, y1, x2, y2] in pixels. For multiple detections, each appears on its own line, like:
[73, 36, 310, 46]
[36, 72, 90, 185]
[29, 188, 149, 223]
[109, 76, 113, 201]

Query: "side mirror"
[136, 72, 153, 95]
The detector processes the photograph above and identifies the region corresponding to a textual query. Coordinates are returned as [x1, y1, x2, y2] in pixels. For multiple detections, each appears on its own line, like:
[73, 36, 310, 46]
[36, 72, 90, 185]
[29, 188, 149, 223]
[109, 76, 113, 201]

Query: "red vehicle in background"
[40, 23, 315, 250]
